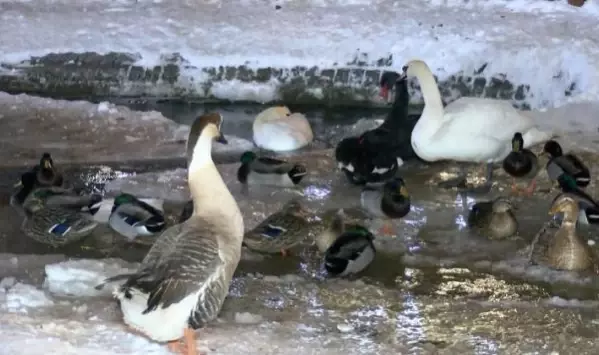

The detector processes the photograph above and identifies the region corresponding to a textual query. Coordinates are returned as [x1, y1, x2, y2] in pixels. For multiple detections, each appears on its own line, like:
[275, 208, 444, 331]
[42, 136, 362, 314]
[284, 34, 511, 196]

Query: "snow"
[0, 92, 254, 167]
[1, 0, 599, 107]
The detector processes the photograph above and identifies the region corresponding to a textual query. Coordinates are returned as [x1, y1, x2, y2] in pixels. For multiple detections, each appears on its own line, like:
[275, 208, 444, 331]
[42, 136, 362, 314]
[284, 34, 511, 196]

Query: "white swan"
[405, 59, 553, 192]
[252, 106, 313, 152]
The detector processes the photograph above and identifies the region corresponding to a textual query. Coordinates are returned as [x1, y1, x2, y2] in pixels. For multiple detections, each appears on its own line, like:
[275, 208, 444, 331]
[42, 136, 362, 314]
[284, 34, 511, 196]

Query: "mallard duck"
[502, 132, 539, 196]
[542, 140, 590, 189]
[243, 199, 312, 257]
[314, 209, 376, 277]
[335, 71, 413, 185]
[12, 171, 103, 217]
[237, 151, 307, 187]
[108, 193, 167, 241]
[178, 200, 194, 224]
[532, 194, 598, 272]
[551, 181, 599, 225]
[467, 197, 518, 240]
[360, 177, 411, 236]
[253, 106, 313, 152]
[96, 112, 244, 355]
[403, 60, 552, 194]
[32, 152, 64, 187]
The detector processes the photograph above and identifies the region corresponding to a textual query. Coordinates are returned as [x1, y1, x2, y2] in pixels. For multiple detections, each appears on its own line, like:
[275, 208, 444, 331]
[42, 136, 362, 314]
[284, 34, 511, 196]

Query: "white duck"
[404, 59, 553, 193]
[252, 106, 313, 152]
[96, 112, 244, 355]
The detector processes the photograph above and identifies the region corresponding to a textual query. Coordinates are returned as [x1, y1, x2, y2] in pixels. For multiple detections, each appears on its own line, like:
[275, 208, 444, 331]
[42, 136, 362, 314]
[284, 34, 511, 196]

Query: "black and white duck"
[314, 209, 376, 277]
[542, 140, 590, 189]
[502, 132, 539, 196]
[108, 193, 167, 241]
[237, 151, 307, 187]
[96, 112, 244, 355]
[467, 197, 518, 240]
[335, 70, 415, 185]
[360, 177, 411, 236]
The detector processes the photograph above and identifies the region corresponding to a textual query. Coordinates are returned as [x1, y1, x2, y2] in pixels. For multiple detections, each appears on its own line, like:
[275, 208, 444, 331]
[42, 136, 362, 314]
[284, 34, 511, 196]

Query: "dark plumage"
[335, 71, 418, 185]
[32, 152, 64, 187]
[178, 200, 194, 224]
[360, 177, 411, 236]
[502, 132, 539, 196]
[237, 151, 307, 187]
[324, 225, 376, 277]
[108, 193, 167, 240]
[543, 140, 590, 188]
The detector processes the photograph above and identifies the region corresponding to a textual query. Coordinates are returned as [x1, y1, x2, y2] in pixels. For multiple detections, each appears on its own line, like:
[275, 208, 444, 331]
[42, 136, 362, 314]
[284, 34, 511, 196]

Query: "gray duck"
[360, 177, 410, 236]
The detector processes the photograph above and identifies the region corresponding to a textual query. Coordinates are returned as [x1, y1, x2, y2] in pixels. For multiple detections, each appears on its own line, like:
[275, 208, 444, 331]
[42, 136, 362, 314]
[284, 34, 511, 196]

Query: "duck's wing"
[251, 157, 293, 174]
[360, 188, 386, 218]
[326, 233, 373, 261]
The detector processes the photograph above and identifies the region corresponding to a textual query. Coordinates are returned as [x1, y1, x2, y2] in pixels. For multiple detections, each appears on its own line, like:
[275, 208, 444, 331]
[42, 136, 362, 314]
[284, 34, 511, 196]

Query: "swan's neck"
[416, 70, 444, 119]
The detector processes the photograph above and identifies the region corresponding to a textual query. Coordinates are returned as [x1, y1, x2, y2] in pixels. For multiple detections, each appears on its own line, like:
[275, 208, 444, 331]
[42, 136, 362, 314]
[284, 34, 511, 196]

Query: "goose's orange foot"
[377, 223, 395, 237]
[168, 340, 184, 354]
[183, 327, 206, 355]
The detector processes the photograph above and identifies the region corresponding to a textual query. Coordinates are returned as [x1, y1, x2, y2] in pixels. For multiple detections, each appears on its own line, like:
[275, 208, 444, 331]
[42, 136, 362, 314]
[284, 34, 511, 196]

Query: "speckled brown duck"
[531, 194, 599, 273]
[243, 199, 314, 257]
[467, 197, 518, 240]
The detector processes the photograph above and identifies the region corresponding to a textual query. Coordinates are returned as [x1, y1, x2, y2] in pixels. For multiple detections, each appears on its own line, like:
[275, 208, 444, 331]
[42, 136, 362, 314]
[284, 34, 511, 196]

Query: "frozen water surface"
[3, 91, 599, 352]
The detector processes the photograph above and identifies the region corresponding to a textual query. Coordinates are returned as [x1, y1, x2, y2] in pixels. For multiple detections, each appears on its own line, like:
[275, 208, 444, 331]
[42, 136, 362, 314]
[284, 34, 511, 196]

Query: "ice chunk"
[4, 283, 54, 313]
[0, 277, 16, 291]
[234, 312, 264, 324]
[44, 259, 138, 297]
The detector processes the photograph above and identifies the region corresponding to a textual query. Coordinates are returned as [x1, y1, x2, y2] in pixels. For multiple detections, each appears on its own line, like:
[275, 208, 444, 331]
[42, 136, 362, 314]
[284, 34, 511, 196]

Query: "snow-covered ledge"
[1, 0, 598, 109]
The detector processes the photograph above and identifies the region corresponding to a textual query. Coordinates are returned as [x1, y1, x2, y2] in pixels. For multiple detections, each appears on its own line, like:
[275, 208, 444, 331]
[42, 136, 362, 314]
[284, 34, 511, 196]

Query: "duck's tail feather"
[94, 273, 136, 290]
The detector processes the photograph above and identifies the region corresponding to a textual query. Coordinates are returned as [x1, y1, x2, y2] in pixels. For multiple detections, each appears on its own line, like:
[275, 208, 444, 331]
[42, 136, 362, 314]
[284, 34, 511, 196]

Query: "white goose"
[404, 59, 553, 192]
[96, 112, 244, 355]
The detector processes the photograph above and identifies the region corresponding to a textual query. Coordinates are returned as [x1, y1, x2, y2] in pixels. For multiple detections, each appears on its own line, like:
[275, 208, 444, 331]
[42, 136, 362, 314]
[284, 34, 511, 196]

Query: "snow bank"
[0, 92, 254, 166]
[1, 0, 598, 107]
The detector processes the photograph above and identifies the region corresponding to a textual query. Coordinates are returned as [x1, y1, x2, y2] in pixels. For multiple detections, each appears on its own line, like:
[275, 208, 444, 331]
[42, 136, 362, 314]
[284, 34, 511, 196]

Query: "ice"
[3, 283, 54, 313]
[90, 197, 165, 224]
[0, 0, 598, 107]
[44, 259, 138, 298]
[234, 312, 263, 324]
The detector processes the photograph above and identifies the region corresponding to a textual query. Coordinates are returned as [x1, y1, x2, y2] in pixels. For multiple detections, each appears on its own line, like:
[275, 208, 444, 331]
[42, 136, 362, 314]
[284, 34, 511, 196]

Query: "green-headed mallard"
[467, 197, 518, 240]
[32, 152, 64, 187]
[237, 151, 307, 187]
[534, 194, 598, 272]
[360, 177, 410, 236]
[243, 199, 312, 256]
[108, 193, 167, 241]
[543, 140, 590, 189]
[96, 112, 244, 354]
[314, 209, 376, 277]
[502, 132, 539, 196]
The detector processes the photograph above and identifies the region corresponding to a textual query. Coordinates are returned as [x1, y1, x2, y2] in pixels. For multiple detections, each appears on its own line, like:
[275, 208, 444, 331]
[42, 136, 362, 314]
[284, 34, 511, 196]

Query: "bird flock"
[7, 59, 599, 354]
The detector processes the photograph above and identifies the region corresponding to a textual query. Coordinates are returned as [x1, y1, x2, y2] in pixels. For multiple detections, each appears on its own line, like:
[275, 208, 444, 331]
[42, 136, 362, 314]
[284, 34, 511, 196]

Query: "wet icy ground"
[3, 93, 599, 353]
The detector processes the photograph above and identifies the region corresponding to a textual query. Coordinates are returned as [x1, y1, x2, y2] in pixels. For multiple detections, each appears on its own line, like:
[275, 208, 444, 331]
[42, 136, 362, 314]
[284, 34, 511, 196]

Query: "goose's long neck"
[415, 69, 444, 118]
[188, 134, 243, 237]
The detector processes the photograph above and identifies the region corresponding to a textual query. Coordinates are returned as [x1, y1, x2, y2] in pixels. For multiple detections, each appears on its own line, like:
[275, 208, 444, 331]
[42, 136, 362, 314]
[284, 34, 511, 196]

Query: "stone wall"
[0, 52, 578, 109]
